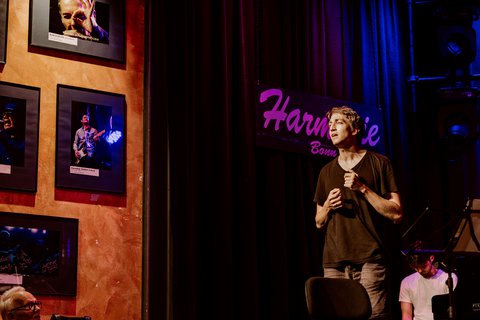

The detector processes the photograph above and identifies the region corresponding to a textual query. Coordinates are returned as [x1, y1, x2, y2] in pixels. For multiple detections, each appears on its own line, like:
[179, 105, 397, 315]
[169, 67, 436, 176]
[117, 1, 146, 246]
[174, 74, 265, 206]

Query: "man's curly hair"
[326, 106, 365, 142]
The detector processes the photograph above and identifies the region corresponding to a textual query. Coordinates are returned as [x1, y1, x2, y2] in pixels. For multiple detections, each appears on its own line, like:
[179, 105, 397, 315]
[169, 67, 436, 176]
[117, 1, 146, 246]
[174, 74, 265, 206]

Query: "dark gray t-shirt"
[314, 151, 399, 267]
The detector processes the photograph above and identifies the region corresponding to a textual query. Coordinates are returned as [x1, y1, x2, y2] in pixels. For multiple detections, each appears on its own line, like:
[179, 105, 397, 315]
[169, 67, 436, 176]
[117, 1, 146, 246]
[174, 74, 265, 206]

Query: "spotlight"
[444, 112, 470, 140]
[448, 123, 469, 138]
[437, 25, 476, 68]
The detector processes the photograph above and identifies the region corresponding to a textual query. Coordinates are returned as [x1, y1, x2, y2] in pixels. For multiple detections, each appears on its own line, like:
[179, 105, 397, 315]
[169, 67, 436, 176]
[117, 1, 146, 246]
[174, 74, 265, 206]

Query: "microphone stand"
[401, 206, 429, 240]
[444, 260, 456, 320]
[443, 198, 478, 320]
[400, 207, 430, 260]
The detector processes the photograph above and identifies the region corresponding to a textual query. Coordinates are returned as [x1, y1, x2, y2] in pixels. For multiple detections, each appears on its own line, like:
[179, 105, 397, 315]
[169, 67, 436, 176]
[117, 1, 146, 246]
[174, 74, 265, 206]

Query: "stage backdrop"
[256, 84, 386, 157]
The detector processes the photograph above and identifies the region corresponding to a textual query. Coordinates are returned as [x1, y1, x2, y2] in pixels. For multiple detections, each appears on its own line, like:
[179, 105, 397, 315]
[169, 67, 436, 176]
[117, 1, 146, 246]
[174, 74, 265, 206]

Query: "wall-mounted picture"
[29, 0, 125, 63]
[0, 0, 8, 64]
[0, 212, 78, 296]
[0, 81, 40, 192]
[55, 84, 125, 194]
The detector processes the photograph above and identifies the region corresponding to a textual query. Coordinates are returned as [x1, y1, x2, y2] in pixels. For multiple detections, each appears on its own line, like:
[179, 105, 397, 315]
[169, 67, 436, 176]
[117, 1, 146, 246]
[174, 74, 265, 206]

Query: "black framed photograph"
[29, 0, 125, 63]
[55, 84, 126, 194]
[0, 81, 40, 192]
[0, 211, 79, 296]
[0, 0, 8, 64]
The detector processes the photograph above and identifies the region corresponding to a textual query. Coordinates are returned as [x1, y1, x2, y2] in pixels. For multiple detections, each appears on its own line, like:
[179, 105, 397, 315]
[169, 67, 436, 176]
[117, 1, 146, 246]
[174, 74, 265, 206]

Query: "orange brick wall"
[0, 1, 144, 319]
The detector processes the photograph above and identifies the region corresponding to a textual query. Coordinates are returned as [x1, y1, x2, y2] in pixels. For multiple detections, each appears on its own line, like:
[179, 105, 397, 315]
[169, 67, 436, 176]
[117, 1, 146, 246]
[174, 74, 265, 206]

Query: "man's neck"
[337, 145, 367, 161]
[337, 147, 366, 171]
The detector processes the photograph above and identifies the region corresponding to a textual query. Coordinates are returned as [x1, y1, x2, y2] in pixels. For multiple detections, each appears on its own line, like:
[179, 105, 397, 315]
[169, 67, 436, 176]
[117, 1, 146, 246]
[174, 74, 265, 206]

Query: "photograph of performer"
[71, 103, 118, 170]
[72, 114, 102, 167]
[0, 101, 26, 167]
[313, 106, 403, 319]
[50, 0, 109, 44]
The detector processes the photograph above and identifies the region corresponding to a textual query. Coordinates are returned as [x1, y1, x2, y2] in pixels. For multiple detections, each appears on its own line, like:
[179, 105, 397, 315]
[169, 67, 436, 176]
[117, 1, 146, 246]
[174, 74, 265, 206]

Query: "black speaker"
[455, 256, 480, 320]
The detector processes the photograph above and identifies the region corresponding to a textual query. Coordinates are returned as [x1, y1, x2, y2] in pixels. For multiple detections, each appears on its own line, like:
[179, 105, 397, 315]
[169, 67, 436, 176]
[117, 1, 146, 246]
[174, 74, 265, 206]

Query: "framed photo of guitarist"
[55, 84, 125, 193]
[72, 112, 108, 168]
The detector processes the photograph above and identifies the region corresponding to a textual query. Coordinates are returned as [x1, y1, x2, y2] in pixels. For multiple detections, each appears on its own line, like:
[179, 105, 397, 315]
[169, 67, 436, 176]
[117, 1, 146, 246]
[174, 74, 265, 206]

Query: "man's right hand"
[326, 188, 343, 209]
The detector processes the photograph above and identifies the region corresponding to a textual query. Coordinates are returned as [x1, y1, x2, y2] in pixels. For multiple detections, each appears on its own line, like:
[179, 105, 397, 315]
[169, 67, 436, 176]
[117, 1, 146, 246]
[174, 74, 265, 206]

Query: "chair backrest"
[305, 276, 372, 320]
[50, 315, 91, 320]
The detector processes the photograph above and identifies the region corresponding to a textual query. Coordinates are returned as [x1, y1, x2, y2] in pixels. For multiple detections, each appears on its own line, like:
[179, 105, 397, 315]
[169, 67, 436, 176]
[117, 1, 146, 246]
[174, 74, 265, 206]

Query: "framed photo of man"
[55, 84, 125, 194]
[0, 81, 40, 192]
[28, 0, 125, 63]
[0, 0, 8, 64]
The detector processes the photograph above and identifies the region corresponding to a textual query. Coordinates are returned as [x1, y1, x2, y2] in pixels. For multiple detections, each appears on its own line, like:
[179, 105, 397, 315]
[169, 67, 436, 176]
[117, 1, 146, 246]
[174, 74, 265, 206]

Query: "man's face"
[59, 0, 86, 31]
[2, 111, 14, 131]
[413, 256, 436, 278]
[328, 112, 356, 147]
[6, 291, 41, 320]
[81, 115, 90, 125]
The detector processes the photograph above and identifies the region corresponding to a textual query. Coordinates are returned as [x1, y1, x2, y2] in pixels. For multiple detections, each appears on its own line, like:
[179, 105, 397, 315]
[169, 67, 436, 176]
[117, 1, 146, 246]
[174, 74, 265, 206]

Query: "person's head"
[81, 114, 90, 126]
[58, 0, 87, 32]
[1, 103, 16, 132]
[0, 286, 41, 320]
[407, 253, 439, 278]
[326, 106, 365, 146]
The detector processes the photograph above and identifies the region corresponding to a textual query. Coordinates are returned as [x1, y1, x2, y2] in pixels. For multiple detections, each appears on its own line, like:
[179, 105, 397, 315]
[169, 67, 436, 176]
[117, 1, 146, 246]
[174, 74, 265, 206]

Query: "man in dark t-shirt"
[314, 106, 403, 320]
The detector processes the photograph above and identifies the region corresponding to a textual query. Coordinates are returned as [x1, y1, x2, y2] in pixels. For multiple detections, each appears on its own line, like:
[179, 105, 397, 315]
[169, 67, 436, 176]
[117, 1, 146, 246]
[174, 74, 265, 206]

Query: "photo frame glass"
[48, 0, 110, 44]
[29, 0, 125, 62]
[0, 212, 79, 296]
[55, 84, 125, 194]
[0, 81, 40, 192]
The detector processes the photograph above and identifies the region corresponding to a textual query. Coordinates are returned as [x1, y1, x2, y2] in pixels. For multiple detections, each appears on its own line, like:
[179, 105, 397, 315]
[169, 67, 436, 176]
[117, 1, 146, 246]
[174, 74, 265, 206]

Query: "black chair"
[50, 315, 91, 320]
[305, 277, 372, 320]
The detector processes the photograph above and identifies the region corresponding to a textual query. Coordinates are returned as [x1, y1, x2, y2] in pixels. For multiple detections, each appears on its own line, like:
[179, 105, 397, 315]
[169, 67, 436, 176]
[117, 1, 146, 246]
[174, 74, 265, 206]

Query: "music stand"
[442, 198, 480, 320]
[450, 199, 480, 255]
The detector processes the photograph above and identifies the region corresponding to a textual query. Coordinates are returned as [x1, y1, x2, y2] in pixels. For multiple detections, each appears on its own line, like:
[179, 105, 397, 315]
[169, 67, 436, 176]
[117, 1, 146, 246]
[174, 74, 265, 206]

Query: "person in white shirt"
[399, 246, 458, 320]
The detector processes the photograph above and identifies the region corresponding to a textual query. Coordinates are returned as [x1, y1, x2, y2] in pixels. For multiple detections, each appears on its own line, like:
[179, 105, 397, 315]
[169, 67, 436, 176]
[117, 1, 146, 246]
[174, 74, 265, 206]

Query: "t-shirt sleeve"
[453, 272, 459, 290]
[313, 169, 325, 204]
[384, 158, 399, 194]
[399, 278, 413, 303]
[371, 152, 399, 197]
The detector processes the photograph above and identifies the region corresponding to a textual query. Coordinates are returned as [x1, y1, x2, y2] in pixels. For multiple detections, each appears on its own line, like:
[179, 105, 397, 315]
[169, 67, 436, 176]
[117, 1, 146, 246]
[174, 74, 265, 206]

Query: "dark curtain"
[143, 0, 477, 320]
[255, 1, 409, 319]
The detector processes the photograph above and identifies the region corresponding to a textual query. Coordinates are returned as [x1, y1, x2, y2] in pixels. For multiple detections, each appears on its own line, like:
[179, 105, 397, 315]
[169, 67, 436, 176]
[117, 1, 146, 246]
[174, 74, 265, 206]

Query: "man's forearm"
[315, 204, 330, 229]
[362, 187, 402, 223]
